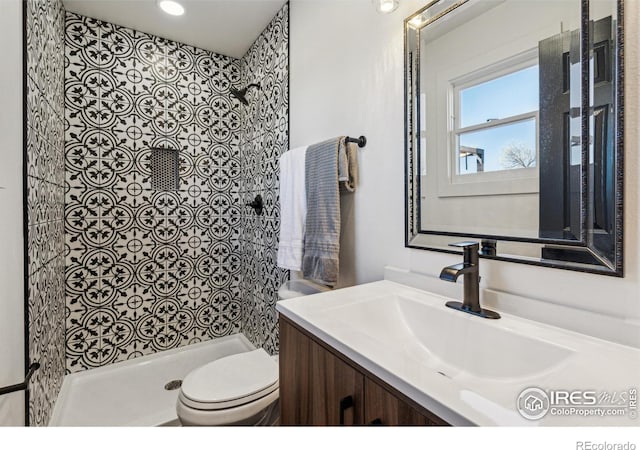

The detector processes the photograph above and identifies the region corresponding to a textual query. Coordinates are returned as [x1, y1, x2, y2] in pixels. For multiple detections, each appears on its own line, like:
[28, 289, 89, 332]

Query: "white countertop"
[276, 280, 640, 426]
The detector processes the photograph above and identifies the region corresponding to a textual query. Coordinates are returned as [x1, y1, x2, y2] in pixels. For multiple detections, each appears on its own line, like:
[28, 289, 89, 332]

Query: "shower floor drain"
[164, 380, 182, 391]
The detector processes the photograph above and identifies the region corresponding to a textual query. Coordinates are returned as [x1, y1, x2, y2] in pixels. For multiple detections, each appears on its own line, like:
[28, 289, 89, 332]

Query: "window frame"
[455, 113, 539, 174]
[439, 49, 541, 195]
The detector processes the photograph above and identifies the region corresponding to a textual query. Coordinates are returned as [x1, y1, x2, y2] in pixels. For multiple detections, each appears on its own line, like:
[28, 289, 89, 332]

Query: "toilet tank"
[277, 280, 331, 300]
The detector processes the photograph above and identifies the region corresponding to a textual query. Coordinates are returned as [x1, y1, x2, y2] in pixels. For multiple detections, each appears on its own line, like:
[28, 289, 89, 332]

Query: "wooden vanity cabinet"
[279, 316, 448, 426]
[279, 315, 363, 425]
[363, 377, 446, 426]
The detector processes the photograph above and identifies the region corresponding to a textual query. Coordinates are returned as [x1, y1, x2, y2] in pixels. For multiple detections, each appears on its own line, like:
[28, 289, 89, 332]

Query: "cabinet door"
[280, 318, 364, 425]
[364, 377, 447, 426]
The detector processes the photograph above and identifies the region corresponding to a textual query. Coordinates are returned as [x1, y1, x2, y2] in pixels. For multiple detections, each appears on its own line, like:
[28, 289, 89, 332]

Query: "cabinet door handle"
[368, 418, 383, 426]
[339, 395, 354, 425]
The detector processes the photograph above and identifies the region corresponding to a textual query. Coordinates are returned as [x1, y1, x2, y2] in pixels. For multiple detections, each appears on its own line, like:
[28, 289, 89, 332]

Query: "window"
[452, 61, 539, 176]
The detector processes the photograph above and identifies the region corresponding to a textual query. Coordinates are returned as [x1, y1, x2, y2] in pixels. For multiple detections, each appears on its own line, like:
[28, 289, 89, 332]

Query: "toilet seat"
[176, 387, 279, 426]
[178, 380, 279, 410]
[176, 349, 280, 425]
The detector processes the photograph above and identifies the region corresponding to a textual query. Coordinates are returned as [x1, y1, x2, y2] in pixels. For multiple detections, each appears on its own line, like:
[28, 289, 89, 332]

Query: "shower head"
[230, 83, 261, 106]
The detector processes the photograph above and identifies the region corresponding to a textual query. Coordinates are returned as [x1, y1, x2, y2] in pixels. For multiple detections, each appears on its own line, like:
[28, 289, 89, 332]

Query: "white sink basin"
[325, 294, 574, 380]
[277, 280, 640, 426]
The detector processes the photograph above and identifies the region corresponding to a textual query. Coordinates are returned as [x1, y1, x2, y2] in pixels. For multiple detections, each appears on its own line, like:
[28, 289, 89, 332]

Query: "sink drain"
[164, 380, 182, 391]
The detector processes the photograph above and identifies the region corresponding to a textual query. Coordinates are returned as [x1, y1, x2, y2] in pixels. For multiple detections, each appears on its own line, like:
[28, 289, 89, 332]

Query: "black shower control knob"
[246, 194, 264, 215]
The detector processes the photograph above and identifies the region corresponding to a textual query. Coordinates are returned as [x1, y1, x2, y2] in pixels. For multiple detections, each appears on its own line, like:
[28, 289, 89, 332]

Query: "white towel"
[277, 146, 308, 271]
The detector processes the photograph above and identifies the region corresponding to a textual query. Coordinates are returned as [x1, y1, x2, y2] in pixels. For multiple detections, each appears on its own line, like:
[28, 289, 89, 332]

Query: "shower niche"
[150, 148, 180, 191]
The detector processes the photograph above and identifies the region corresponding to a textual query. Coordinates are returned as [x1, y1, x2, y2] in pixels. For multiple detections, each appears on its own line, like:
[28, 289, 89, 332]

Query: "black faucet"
[440, 242, 500, 319]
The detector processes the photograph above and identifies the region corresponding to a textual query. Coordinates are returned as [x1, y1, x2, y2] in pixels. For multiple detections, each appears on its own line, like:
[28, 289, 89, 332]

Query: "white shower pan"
[50, 334, 256, 426]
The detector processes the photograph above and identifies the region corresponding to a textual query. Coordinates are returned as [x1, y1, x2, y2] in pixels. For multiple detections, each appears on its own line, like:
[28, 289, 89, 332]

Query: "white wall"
[290, 0, 412, 287]
[0, 0, 26, 426]
[290, 0, 640, 344]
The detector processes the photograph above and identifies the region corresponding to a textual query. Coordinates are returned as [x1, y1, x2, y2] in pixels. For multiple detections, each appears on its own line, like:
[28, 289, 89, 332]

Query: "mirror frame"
[404, 0, 624, 276]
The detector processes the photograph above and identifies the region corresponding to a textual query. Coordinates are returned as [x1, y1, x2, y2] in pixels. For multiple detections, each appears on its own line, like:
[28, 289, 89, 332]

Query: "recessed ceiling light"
[158, 0, 185, 16]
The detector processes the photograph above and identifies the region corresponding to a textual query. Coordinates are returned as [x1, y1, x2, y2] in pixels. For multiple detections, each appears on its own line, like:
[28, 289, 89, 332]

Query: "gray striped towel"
[302, 137, 346, 286]
[338, 139, 358, 192]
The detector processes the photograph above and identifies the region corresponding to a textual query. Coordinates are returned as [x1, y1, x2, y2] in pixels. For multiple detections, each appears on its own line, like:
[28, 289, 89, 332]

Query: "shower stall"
[17, 0, 289, 426]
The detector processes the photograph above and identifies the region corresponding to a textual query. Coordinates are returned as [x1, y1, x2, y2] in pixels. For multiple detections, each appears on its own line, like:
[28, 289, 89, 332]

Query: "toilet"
[176, 349, 280, 426]
[176, 279, 329, 426]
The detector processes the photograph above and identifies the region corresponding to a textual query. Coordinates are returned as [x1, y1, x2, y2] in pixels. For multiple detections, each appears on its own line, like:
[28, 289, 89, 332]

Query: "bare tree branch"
[500, 142, 536, 169]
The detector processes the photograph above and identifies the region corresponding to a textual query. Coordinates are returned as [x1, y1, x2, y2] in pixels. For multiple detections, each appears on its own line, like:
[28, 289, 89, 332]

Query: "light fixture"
[373, 0, 399, 14]
[409, 14, 424, 28]
[158, 0, 184, 16]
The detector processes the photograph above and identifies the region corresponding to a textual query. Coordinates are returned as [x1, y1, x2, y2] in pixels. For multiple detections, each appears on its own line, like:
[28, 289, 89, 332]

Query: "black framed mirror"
[405, 0, 623, 276]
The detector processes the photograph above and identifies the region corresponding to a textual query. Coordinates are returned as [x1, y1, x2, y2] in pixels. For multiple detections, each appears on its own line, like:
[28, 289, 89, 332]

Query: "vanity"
[276, 280, 640, 426]
[279, 315, 447, 426]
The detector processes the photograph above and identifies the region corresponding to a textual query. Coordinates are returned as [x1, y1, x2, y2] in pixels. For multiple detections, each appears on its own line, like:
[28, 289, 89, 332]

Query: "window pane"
[458, 119, 537, 174]
[460, 65, 539, 128]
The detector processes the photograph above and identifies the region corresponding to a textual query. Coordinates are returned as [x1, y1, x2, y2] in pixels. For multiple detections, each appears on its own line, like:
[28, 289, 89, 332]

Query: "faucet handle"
[448, 241, 479, 249]
[449, 241, 479, 263]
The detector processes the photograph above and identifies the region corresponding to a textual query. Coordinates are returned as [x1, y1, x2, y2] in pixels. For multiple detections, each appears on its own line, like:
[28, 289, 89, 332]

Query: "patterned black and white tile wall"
[25, 0, 67, 427]
[64, 12, 246, 372]
[238, 4, 289, 355]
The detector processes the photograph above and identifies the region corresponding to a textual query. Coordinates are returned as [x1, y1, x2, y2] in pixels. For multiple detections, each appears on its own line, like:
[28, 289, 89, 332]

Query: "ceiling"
[62, 0, 288, 59]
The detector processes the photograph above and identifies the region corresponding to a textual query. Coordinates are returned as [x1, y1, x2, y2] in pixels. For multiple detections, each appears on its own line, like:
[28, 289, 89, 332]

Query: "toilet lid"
[181, 349, 278, 405]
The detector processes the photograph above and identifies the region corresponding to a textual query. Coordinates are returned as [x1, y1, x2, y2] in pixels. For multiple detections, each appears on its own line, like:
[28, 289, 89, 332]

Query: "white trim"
[451, 114, 539, 186]
[455, 110, 538, 135]
[451, 48, 539, 112]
